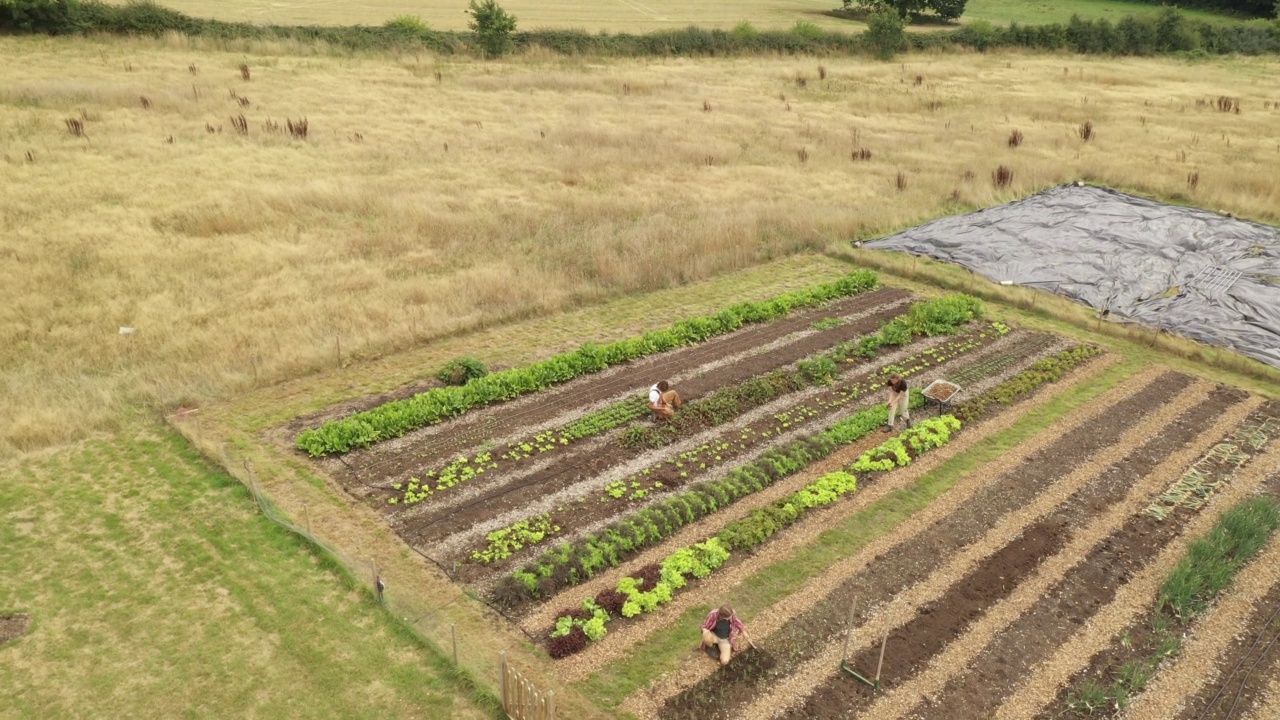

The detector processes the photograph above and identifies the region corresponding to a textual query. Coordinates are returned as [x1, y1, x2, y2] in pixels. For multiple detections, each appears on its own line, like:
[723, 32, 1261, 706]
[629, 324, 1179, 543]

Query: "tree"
[467, 0, 516, 57]
[865, 6, 907, 59]
[845, 0, 968, 22]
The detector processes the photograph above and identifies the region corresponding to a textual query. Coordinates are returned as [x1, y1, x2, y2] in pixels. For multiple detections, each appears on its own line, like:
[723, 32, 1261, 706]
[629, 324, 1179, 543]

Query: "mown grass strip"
[297, 271, 879, 456]
[576, 355, 1134, 709]
[1065, 495, 1280, 716]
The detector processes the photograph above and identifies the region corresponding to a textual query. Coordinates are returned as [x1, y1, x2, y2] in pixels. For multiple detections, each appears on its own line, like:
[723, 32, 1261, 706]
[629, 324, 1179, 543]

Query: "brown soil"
[0, 614, 30, 646]
[661, 370, 1199, 720]
[315, 289, 911, 480]
[1036, 401, 1280, 720]
[425, 329, 1006, 581]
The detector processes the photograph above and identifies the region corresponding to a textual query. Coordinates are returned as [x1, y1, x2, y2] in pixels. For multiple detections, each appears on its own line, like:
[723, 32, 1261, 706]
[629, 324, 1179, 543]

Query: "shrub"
[436, 357, 489, 386]
[865, 6, 907, 60]
[467, 0, 517, 57]
[384, 14, 429, 33]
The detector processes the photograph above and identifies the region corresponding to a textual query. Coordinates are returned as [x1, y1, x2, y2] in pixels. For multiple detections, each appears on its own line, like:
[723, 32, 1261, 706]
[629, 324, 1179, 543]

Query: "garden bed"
[660, 373, 1239, 719]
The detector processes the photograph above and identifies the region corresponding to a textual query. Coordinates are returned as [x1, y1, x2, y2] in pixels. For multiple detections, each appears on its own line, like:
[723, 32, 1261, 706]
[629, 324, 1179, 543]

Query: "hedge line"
[4, 1, 1279, 57]
[295, 269, 878, 456]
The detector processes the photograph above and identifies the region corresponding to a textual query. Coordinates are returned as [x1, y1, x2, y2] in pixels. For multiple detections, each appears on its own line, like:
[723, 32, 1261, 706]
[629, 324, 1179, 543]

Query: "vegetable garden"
[277, 268, 1280, 719]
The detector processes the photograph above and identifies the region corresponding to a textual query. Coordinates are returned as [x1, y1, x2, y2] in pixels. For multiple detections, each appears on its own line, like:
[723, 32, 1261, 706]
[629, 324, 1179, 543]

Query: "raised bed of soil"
[906, 389, 1254, 719]
[662, 371, 1202, 719]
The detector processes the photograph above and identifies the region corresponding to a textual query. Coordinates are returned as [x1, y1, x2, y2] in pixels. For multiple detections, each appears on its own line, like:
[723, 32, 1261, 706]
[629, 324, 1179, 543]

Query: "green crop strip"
[399, 294, 985, 508]
[546, 417, 962, 658]
[297, 270, 879, 456]
[1065, 496, 1280, 716]
[576, 345, 1116, 708]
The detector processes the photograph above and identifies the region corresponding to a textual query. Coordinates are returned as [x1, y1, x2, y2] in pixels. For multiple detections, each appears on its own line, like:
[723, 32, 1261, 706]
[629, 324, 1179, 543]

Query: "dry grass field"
[110, 0, 1237, 31]
[3, 35, 1279, 457]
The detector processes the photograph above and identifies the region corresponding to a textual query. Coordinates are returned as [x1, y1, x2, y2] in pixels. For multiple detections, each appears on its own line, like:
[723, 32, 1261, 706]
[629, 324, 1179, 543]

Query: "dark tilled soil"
[784, 380, 1241, 720]
[0, 614, 30, 646]
[1037, 406, 1280, 720]
[1175, 569, 1280, 720]
[913, 389, 1249, 718]
[323, 289, 911, 481]
[663, 371, 1195, 720]
[399, 328, 1005, 568]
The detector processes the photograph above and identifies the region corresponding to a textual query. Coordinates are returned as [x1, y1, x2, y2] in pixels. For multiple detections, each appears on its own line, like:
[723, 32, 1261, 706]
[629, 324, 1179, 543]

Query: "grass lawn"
[0, 430, 496, 719]
[962, 0, 1241, 26]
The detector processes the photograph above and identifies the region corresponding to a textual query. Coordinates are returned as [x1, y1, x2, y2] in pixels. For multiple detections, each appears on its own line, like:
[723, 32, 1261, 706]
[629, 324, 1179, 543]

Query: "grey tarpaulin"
[866, 184, 1280, 368]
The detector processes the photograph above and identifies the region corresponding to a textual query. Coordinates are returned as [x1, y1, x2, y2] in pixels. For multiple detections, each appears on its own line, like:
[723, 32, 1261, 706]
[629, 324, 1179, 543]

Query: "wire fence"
[183, 422, 557, 720]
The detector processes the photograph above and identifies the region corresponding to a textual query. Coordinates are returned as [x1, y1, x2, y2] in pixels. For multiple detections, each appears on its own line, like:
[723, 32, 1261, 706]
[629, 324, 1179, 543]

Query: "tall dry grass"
[2, 34, 1279, 455]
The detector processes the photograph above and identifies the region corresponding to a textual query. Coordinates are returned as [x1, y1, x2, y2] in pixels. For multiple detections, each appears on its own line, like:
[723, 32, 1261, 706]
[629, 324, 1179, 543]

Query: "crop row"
[491, 312, 1000, 602]
[296, 270, 880, 456]
[389, 397, 650, 505]
[395, 294, 985, 506]
[545, 416, 964, 659]
[496, 341, 1103, 611]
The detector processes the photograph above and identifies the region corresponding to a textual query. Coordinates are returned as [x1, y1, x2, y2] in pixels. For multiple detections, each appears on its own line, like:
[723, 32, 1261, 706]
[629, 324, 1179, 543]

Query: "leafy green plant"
[471, 514, 560, 564]
[436, 356, 489, 386]
[865, 6, 907, 60]
[297, 270, 878, 456]
[810, 317, 842, 331]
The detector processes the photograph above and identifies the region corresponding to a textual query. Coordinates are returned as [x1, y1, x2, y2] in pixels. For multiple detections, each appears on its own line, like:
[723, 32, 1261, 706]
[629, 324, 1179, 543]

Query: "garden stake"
[875, 628, 889, 685]
[840, 596, 858, 665]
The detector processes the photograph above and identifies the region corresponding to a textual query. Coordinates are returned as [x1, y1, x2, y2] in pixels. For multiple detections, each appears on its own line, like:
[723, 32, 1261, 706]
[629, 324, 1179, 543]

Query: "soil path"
[567, 353, 1132, 688]
[991, 441, 1280, 720]
[621, 353, 1126, 717]
[877, 393, 1261, 719]
[325, 290, 910, 485]
[743, 375, 1212, 720]
[1125, 526, 1280, 719]
[513, 333, 1059, 626]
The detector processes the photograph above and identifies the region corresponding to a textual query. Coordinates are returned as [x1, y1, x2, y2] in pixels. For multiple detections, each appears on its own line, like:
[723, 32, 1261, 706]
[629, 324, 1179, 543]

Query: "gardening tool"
[921, 379, 963, 417]
[838, 595, 889, 691]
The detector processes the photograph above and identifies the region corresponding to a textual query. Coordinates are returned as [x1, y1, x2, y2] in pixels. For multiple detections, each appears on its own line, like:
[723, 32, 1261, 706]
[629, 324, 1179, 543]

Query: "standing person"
[884, 373, 911, 433]
[649, 380, 683, 420]
[699, 606, 746, 666]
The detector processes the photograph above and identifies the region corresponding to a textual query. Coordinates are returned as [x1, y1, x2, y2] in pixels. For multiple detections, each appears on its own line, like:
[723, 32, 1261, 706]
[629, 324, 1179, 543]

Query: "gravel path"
[514, 332, 1055, 627]
[1121, 520, 1280, 720]
[991, 441, 1280, 720]
[621, 353, 1126, 717]
[733, 374, 1210, 720]
[872, 395, 1263, 720]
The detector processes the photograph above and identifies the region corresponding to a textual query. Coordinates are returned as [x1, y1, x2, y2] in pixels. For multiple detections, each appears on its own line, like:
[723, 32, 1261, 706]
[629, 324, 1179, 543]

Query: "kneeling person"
[700, 606, 745, 666]
[649, 380, 683, 420]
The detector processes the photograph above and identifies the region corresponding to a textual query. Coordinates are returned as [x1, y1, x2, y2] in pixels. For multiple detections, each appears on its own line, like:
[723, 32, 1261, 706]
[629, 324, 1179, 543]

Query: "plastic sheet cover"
[867, 184, 1280, 368]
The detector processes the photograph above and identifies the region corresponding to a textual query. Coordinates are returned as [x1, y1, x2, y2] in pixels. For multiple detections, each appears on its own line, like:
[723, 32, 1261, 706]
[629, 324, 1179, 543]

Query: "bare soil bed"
[0, 614, 30, 646]
[663, 373, 1242, 719]
[1034, 403, 1280, 720]
[904, 392, 1264, 720]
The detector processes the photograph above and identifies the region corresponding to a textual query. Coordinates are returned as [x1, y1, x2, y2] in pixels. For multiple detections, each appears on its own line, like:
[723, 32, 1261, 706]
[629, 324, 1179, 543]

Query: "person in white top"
[649, 380, 683, 420]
